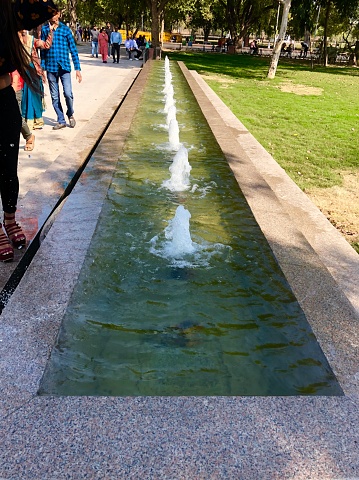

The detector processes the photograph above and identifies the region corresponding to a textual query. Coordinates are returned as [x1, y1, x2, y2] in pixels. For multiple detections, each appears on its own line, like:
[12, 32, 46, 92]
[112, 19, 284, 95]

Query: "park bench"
[186, 43, 217, 52]
[162, 42, 183, 50]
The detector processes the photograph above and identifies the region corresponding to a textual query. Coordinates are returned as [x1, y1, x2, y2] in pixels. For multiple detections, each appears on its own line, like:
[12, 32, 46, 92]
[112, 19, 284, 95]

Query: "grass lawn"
[166, 51, 359, 191]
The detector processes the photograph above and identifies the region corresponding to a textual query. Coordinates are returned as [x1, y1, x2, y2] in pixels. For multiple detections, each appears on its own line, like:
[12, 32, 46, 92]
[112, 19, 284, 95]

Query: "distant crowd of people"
[75, 24, 151, 63]
[281, 41, 308, 58]
[248, 38, 310, 58]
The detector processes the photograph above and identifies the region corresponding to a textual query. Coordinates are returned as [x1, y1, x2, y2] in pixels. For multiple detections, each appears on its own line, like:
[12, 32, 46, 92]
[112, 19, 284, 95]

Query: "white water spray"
[168, 118, 180, 150]
[164, 89, 175, 114]
[166, 104, 177, 126]
[163, 205, 196, 257]
[163, 145, 191, 191]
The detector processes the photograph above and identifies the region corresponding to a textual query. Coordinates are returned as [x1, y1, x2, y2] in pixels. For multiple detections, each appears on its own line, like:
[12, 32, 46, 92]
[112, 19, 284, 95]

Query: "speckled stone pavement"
[0, 57, 358, 479]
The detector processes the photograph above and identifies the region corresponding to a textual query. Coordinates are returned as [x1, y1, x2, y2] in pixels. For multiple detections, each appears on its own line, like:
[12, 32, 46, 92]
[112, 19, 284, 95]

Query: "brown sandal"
[24, 134, 35, 151]
[0, 226, 14, 262]
[4, 215, 26, 249]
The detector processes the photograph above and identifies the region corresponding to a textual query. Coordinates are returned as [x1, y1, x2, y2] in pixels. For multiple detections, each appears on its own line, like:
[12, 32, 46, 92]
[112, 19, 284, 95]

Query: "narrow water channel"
[39, 61, 342, 396]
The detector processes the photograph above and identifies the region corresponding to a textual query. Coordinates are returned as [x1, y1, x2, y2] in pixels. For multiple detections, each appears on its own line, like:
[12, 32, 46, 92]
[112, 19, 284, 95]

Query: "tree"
[147, 0, 173, 53]
[219, 0, 275, 47]
[341, 8, 359, 65]
[75, 0, 149, 33]
[267, 0, 291, 79]
[288, 0, 318, 40]
[185, 0, 223, 41]
[318, 0, 359, 65]
[67, 0, 79, 34]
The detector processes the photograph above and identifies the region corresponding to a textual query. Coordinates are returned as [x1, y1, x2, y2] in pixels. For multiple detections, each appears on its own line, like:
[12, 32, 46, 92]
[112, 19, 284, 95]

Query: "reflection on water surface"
[39, 62, 342, 396]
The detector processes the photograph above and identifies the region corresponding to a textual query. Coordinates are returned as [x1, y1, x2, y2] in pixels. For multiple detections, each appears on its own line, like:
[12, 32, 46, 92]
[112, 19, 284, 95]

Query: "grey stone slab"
[0, 261, 81, 417]
[251, 210, 324, 267]
[280, 262, 359, 397]
[0, 396, 358, 479]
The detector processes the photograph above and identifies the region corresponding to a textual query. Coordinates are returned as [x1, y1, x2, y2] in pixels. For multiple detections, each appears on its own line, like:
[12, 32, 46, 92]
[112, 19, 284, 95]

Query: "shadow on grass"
[166, 51, 359, 80]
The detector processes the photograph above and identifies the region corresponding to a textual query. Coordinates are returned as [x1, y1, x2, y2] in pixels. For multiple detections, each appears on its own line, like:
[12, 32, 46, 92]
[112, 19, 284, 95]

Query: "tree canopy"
[61, 0, 359, 65]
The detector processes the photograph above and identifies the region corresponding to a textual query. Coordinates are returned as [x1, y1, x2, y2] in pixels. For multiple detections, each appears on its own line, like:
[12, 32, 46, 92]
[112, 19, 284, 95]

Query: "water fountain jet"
[164, 89, 175, 114]
[162, 145, 191, 191]
[166, 104, 177, 126]
[168, 118, 180, 150]
[164, 205, 196, 258]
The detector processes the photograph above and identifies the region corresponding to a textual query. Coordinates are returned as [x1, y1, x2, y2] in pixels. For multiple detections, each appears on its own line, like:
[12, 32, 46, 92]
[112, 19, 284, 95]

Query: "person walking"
[98, 28, 109, 63]
[0, 0, 57, 261]
[41, 9, 82, 130]
[110, 27, 122, 63]
[20, 28, 53, 131]
[90, 26, 99, 58]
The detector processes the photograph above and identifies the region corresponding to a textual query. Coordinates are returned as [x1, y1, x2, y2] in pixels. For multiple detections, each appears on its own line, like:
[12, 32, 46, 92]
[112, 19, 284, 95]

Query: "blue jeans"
[47, 69, 74, 125]
[92, 41, 98, 57]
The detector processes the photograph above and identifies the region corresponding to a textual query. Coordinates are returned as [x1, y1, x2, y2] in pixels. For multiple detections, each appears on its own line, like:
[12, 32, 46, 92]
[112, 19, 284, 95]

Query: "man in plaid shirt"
[41, 10, 82, 130]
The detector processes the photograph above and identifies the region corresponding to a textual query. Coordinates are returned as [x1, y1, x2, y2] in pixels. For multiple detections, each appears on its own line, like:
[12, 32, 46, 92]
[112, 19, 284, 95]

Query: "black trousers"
[112, 43, 120, 62]
[0, 86, 21, 214]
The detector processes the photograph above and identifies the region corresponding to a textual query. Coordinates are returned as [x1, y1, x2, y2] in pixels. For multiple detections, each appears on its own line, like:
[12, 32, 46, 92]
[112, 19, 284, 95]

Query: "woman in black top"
[0, 0, 57, 261]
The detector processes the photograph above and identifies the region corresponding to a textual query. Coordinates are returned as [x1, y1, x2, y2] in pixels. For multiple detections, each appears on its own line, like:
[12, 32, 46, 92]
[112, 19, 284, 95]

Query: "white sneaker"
[134, 58, 139, 61]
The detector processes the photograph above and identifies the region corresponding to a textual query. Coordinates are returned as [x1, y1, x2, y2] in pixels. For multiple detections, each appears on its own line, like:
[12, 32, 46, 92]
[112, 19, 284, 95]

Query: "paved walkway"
[0, 44, 141, 293]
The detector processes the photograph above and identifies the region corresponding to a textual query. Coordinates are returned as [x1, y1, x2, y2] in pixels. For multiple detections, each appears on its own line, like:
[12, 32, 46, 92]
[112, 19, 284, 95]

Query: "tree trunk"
[226, 0, 237, 46]
[67, 0, 78, 36]
[150, 0, 160, 55]
[354, 40, 359, 66]
[267, 0, 291, 79]
[204, 25, 210, 43]
[348, 52, 356, 66]
[323, 0, 331, 67]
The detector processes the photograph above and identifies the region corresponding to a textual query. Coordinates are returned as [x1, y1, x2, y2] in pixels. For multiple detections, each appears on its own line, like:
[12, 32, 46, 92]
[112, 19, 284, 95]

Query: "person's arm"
[34, 25, 53, 50]
[67, 31, 82, 83]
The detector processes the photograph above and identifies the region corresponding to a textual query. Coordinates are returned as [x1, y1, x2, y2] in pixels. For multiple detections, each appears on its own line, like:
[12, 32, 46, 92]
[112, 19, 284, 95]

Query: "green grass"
[167, 52, 359, 191]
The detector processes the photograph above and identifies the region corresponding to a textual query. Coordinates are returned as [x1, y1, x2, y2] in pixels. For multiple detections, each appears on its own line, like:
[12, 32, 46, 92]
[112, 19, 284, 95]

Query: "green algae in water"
[40, 62, 342, 396]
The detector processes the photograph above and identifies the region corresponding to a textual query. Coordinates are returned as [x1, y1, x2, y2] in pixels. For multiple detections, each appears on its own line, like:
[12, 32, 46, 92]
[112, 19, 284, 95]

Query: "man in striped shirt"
[41, 10, 82, 130]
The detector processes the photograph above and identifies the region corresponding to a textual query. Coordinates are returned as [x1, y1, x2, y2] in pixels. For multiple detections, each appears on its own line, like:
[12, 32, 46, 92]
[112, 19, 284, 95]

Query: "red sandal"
[4, 215, 26, 249]
[0, 227, 14, 262]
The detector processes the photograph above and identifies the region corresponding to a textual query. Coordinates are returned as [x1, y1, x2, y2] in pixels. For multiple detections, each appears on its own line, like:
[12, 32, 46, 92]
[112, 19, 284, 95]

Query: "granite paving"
[0, 56, 358, 479]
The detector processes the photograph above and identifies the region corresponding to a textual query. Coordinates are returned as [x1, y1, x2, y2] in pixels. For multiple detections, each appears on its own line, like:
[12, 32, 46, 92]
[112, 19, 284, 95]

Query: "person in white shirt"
[124, 36, 133, 60]
[131, 36, 143, 60]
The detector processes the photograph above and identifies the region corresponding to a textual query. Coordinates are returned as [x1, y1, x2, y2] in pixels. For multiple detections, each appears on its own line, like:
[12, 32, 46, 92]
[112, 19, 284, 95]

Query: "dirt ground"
[306, 171, 359, 249]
